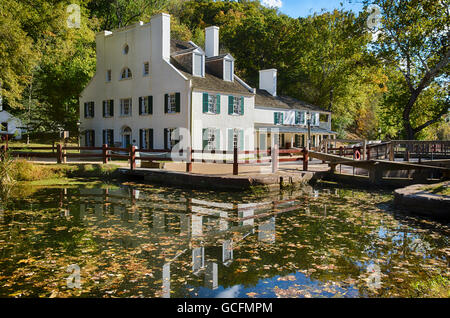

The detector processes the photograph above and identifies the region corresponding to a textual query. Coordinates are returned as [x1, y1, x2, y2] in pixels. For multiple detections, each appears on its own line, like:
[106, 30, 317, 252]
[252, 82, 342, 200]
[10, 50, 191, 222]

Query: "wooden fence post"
[56, 144, 63, 164]
[363, 140, 367, 161]
[272, 143, 279, 173]
[130, 145, 136, 170]
[302, 147, 309, 171]
[389, 142, 394, 161]
[103, 144, 108, 164]
[186, 147, 192, 173]
[0, 145, 5, 161]
[233, 146, 238, 175]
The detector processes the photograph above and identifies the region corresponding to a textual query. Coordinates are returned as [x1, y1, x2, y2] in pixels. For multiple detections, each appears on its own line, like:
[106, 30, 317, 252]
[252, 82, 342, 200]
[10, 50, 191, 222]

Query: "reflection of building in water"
[162, 263, 170, 298]
[222, 240, 233, 266]
[59, 187, 311, 297]
[205, 262, 218, 290]
[258, 217, 276, 244]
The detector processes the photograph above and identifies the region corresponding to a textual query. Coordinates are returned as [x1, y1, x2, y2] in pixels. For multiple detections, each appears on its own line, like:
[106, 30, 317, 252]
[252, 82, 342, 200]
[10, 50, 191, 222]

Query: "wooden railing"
[0, 144, 309, 176]
[319, 139, 450, 162]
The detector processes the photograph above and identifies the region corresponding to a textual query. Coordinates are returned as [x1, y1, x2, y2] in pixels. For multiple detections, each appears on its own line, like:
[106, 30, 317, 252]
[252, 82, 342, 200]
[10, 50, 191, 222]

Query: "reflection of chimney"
[259, 69, 277, 97]
[151, 13, 171, 62]
[205, 26, 219, 57]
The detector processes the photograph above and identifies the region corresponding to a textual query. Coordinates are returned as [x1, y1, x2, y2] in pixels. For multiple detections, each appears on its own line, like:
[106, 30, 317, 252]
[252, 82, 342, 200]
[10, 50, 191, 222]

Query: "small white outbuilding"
[0, 110, 23, 140]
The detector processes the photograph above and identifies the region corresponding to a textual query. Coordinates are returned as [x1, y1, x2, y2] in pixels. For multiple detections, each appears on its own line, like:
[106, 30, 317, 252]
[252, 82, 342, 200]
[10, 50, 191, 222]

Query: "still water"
[0, 183, 448, 298]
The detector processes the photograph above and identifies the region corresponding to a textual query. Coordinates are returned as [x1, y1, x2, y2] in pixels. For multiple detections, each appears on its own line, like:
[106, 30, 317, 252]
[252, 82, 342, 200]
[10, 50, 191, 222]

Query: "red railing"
[0, 144, 309, 176]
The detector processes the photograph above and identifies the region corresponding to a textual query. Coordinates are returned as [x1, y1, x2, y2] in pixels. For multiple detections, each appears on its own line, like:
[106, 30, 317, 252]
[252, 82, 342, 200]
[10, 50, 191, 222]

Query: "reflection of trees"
[0, 184, 448, 298]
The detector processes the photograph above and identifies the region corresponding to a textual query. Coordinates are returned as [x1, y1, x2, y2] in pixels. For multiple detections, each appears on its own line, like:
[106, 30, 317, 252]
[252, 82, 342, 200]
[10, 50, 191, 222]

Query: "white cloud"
[216, 285, 241, 298]
[261, 0, 282, 8]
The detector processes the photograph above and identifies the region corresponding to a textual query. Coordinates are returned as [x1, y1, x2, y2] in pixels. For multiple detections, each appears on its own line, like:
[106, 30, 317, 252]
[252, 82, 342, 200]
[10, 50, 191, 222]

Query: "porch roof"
[254, 124, 337, 135]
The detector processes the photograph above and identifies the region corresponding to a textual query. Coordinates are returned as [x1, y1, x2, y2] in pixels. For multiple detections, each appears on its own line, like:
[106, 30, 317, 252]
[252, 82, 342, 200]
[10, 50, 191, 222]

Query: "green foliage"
[1, 0, 448, 141]
[365, 0, 450, 139]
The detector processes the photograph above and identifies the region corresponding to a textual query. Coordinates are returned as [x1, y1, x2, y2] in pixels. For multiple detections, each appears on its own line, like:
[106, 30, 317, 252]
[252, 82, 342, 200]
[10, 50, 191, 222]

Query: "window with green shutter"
[274, 112, 284, 125]
[203, 93, 221, 114]
[228, 96, 243, 116]
[166, 93, 180, 113]
[203, 128, 220, 151]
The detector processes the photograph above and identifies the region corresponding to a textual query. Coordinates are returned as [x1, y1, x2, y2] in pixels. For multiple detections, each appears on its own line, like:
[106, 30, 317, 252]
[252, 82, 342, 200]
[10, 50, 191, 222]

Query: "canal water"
[0, 183, 448, 298]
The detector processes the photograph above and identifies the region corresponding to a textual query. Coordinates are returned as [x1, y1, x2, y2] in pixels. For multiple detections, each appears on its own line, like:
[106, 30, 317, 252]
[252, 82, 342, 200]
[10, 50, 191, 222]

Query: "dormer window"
[224, 59, 233, 82]
[123, 44, 129, 55]
[193, 53, 205, 77]
[120, 67, 132, 80]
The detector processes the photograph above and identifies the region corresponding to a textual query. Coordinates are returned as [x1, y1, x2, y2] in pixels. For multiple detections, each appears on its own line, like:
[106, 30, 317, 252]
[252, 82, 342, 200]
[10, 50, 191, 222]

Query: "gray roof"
[170, 39, 252, 95]
[255, 124, 337, 135]
[256, 89, 329, 112]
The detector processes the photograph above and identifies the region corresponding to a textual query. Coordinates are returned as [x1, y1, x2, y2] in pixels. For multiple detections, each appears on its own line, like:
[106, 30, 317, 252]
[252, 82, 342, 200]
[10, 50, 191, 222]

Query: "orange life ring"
[354, 149, 361, 160]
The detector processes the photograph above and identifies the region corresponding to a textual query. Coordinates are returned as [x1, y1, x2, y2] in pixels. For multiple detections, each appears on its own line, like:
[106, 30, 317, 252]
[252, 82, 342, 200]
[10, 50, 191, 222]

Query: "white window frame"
[208, 95, 218, 114]
[85, 130, 95, 147]
[120, 67, 132, 80]
[143, 62, 149, 76]
[232, 97, 242, 115]
[120, 98, 132, 116]
[167, 94, 177, 113]
[193, 53, 205, 77]
[224, 59, 234, 82]
[140, 96, 151, 115]
[85, 101, 94, 118]
[106, 69, 112, 82]
[104, 100, 114, 117]
[206, 128, 217, 151]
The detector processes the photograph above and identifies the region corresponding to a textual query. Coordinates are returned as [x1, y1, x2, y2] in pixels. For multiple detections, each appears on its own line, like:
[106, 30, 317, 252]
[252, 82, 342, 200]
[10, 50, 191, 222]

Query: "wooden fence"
[0, 144, 308, 176]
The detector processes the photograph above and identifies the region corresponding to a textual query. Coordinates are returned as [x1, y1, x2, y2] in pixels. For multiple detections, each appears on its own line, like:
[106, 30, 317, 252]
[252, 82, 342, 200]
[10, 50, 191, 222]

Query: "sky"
[260, 0, 365, 17]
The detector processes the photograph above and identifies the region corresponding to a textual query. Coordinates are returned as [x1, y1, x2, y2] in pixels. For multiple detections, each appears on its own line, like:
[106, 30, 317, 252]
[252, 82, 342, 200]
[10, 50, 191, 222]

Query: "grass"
[9, 160, 121, 183]
[421, 182, 450, 196]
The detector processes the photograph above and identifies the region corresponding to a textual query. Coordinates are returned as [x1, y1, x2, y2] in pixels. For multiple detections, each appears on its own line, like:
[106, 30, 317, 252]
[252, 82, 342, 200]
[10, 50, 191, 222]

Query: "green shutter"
[274, 112, 279, 124]
[280, 113, 284, 124]
[139, 129, 143, 148]
[102, 130, 106, 145]
[228, 129, 234, 151]
[148, 96, 153, 114]
[139, 97, 142, 115]
[228, 96, 233, 115]
[110, 100, 114, 117]
[215, 129, 220, 150]
[216, 94, 221, 114]
[149, 129, 153, 149]
[164, 94, 168, 113]
[175, 92, 181, 112]
[102, 101, 106, 117]
[239, 129, 244, 150]
[240, 97, 244, 115]
[295, 111, 299, 124]
[202, 128, 208, 150]
[203, 93, 209, 113]
[164, 129, 168, 149]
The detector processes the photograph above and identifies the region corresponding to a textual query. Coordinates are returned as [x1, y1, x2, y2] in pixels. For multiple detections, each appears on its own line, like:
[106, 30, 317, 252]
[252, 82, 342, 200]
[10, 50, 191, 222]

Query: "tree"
[365, 0, 450, 139]
[0, 0, 38, 109]
[87, 0, 169, 30]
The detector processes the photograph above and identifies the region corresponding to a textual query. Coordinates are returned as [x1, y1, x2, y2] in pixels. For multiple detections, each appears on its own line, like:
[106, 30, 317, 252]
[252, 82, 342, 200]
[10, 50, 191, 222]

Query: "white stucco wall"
[79, 14, 190, 149]
[0, 111, 22, 139]
[191, 90, 255, 152]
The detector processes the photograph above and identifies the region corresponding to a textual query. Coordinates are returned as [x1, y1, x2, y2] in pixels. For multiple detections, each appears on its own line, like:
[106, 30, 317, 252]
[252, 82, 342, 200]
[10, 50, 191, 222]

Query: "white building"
[79, 13, 335, 154]
[0, 109, 22, 140]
